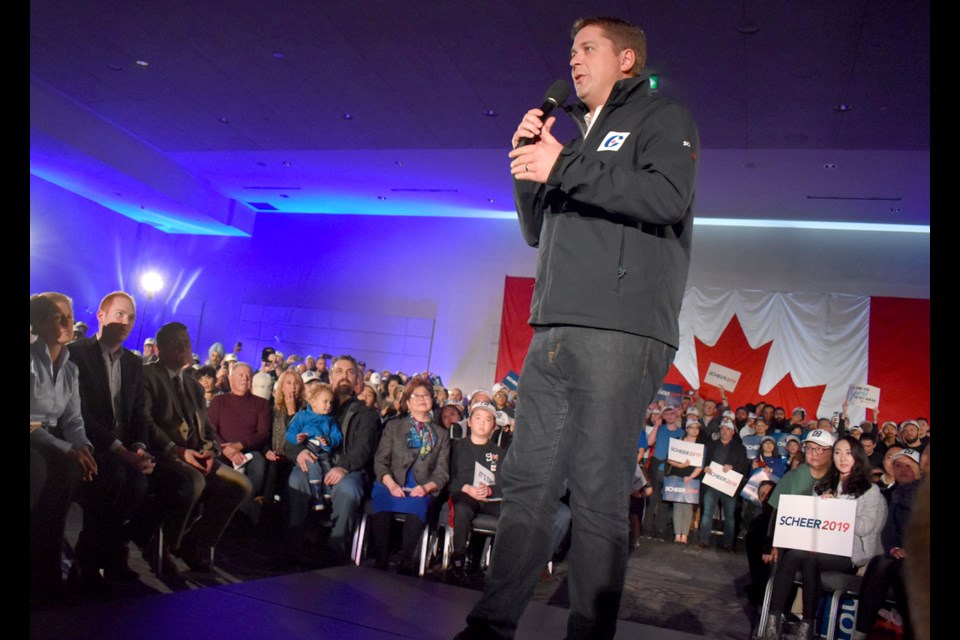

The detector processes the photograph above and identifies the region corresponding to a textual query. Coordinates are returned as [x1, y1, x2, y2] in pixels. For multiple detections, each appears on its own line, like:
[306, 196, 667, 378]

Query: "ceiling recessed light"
[272, 52, 284, 59]
[377, 196, 387, 200]
[281, 161, 292, 167]
[823, 163, 838, 169]
[342, 113, 353, 120]
[395, 161, 404, 167]
[218, 116, 230, 124]
[135, 60, 149, 67]
[483, 109, 497, 117]
[488, 198, 495, 203]
[834, 104, 851, 112]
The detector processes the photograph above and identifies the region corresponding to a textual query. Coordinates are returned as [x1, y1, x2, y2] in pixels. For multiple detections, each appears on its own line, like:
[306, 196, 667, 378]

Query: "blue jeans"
[283, 466, 365, 560]
[698, 485, 737, 547]
[465, 326, 675, 639]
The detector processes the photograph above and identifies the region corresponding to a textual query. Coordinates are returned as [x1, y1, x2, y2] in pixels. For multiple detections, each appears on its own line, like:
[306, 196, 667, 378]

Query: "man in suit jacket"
[142, 322, 251, 572]
[68, 291, 155, 586]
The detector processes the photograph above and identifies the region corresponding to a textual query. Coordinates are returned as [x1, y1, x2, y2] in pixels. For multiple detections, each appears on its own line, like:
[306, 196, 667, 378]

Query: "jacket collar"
[567, 73, 652, 122]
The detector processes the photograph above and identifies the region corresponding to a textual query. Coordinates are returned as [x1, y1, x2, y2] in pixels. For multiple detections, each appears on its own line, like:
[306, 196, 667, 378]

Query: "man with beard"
[279, 355, 380, 565]
[67, 291, 155, 588]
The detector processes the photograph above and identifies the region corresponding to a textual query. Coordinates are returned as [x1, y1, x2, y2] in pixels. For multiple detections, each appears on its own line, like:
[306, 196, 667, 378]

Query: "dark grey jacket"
[374, 416, 450, 493]
[516, 74, 699, 348]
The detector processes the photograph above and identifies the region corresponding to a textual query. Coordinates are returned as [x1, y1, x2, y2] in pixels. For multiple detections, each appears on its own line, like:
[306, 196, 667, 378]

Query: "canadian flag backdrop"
[496, 278, 929, 424]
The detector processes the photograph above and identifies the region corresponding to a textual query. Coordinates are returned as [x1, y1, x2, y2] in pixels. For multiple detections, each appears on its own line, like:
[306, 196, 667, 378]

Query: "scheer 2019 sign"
[772, 495, 857, 557]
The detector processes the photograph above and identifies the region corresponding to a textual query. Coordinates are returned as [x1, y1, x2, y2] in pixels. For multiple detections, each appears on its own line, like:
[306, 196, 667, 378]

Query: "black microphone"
[516, 80, 570, 147]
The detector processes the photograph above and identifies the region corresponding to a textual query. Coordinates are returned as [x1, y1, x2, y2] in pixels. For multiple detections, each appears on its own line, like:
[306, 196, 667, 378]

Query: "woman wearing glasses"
[369, 377, 450, 574]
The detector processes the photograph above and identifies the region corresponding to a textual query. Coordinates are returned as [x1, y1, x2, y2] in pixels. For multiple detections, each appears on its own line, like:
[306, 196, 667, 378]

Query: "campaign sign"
[846, 383, 880, 409]
[740, 467, 780, 506]
[773, 495, 857, 557]
[701, 462, 744, 497]
[656, 382, 683, 407]
[662, 476, 700, 504]
[704, 362, 742, 392]
[501, 370, 520, 391]
[632, 463, 648, 492]
[667, 438, 705, 467]
[474, 462, 495, 487]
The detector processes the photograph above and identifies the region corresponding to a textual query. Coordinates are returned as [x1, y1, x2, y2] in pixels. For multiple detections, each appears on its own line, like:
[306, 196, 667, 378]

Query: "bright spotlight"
[141, 271, 164, 298]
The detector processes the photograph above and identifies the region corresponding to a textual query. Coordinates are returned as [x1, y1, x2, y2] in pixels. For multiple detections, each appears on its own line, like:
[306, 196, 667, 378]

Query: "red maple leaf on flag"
[662, 315, 828, 419]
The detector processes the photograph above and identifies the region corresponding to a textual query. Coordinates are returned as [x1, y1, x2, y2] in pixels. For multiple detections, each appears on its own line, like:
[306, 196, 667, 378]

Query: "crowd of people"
[30, 289, 519, 605]
[31, 289, 929, 638]
[633, 388, 929, 640]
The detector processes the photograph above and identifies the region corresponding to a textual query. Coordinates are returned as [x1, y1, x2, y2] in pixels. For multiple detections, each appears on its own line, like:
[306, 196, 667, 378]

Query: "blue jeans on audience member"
[698, 485, 736, 548]
[465, 326, 675, 640]
[283, 466, 365, 561]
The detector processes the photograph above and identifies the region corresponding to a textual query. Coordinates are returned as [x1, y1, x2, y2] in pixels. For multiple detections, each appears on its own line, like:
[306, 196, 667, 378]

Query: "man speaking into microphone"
[457, 16, 699, 640]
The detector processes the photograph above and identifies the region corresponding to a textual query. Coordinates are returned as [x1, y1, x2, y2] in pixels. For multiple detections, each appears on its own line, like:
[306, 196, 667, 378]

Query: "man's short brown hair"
[572, 16, 647, 76]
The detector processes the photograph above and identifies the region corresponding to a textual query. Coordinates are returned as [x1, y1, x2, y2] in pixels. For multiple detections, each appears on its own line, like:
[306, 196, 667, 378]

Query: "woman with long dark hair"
[761, 436, 887, 640]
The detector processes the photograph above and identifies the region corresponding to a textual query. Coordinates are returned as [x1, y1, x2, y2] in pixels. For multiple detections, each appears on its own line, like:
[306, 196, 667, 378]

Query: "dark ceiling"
[30, 0, 930, 233]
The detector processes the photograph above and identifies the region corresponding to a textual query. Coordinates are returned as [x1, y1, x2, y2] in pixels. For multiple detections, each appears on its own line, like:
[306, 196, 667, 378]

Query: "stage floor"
[29, 564, 713, 640]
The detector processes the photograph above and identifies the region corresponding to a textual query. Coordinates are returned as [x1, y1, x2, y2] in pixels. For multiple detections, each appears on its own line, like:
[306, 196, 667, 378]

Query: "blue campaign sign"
[661, 476, 700, 504]
[656, 382, 683, 407]
[501, 370, 520, 391]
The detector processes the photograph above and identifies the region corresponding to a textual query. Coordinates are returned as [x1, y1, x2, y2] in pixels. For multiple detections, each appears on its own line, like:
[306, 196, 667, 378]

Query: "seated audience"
[279, 356, 379, 565]
[142, 322, 252, 572]
[30, 292, 98, 601]
[446, 401, 504, 582]
[761, 436, 886, 640]
[852, 448, 922, 640]
[67, 291, 155, 589]
[208, 361, 272, 526]
[285, 382, 343, 511]
[369, 377, 450, 575]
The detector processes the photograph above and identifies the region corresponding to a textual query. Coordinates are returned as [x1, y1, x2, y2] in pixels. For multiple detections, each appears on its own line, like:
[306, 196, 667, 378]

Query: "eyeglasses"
[409, 393, 433, 400]
[803, 444, 830, 454]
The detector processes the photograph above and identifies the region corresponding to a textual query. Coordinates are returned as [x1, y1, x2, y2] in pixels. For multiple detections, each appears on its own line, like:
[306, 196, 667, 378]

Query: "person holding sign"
[696, 417, 749, 550]
[447, 402, 504, 582]
[760, 436, 886, 640]
[664, 419, 705, 544]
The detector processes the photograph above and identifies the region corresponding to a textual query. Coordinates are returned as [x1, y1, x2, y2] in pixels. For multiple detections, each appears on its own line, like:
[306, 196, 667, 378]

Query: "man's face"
[862, 439, 875, 455]
[209, 351, 223, 368]
[317, 358, 328, 373]
[882, 447, 903, 476]
[98, 296, 136, 346]
[757, 483, 773, 504]
[570, 25, 629, 111]
[158, 329, 193, 369]
[230, 364, 252, 396]
[719, 425, 734, 443]
[263, 354, 278, 372]
[754, 419, 768, 435]
[144, 343, 157, 356]
[662, 407, 679, 425]
[882, 423, 898, 438]
[703, 400, 717, 416]
[449, 388, 463, 402]
[917, 419, 929, 437]
[329, 358, 358, 396]
[736, 408, 748, 420]
[892, 458, 920, 485]
[803, 442, 833, 472]
[901, 424, 919, 443]
[774, 408, 786, 421]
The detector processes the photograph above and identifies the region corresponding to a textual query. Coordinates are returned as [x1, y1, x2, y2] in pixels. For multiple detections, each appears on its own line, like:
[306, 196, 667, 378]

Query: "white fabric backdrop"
[674, 287, 871, 422]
